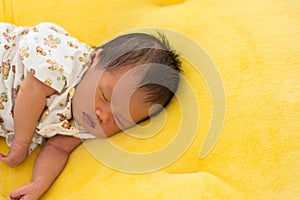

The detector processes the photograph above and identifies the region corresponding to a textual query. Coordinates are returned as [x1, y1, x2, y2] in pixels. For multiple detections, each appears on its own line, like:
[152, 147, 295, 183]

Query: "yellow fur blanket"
[1, 0, 299, 199]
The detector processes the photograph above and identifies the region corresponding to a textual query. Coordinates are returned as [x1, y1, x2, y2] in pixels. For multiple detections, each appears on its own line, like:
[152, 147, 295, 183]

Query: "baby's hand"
[7, 182, 43, 200]
[0, 140, 28, 167]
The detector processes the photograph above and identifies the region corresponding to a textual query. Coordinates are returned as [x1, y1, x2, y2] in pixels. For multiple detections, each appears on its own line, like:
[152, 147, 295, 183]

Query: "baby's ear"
[90, 48, 103, 64]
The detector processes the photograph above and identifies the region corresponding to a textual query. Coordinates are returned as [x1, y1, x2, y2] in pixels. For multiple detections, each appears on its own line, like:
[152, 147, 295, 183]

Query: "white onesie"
[0, 22, 95, 153]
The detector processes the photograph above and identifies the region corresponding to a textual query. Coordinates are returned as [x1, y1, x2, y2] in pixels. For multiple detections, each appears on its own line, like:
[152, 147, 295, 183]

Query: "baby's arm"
[0, 72, 55, 166]
[7, 135, 82, 200]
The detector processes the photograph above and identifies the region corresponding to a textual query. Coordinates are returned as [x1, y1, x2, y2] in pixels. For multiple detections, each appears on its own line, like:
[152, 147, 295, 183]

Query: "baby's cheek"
[96, 121, 122, 138]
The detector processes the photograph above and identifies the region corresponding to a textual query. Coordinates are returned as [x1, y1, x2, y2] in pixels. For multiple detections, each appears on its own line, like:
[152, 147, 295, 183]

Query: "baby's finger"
[0, 154, 13, 166]
[8, 183, 40, 200]
[7, 194, 24, 200]
[8, 186, 28, 200]
[0, 153, 8, 162]
[0, 152, 7, 157]
[0, 152, 23, 167]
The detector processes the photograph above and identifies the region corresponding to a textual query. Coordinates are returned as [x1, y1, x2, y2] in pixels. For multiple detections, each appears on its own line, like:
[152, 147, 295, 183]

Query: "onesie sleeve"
[18, 22, 91, 93]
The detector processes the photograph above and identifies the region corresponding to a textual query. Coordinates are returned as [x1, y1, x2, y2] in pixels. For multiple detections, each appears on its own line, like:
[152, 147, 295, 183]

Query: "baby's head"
[73, 32, 181, 137]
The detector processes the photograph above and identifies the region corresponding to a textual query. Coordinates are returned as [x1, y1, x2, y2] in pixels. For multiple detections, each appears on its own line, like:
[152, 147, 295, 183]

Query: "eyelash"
[98, 88, 124, 128]
[100, 87, 109, 103]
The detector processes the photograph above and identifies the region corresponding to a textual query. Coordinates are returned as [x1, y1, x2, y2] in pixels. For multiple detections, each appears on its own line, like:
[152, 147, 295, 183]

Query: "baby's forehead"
[98, 67, 141, 95]
[102, 65, 147, 83]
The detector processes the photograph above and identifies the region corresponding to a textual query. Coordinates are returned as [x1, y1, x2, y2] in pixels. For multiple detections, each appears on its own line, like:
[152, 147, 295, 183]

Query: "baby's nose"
[95, 107, 111, 124]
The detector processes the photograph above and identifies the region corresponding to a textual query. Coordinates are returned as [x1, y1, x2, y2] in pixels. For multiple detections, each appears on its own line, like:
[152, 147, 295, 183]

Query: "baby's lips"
[82, 112, 96, 128]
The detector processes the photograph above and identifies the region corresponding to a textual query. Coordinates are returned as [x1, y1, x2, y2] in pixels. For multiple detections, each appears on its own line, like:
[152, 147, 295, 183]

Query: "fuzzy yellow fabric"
[1, 0, 300, 199]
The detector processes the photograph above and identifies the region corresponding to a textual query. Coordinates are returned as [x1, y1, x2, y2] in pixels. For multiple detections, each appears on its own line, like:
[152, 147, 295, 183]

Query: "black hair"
[94, 32, 181, 111]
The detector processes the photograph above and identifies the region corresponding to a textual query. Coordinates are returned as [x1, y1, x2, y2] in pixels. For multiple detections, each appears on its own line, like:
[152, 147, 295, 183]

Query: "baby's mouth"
[82, 112, 96, 128]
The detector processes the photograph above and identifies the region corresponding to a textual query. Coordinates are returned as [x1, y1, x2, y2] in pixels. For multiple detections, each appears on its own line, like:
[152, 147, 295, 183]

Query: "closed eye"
[100, 87, 109, 102]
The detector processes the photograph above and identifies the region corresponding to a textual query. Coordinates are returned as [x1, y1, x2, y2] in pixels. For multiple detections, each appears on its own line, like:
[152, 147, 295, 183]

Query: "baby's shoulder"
[34, 22, 70, 36]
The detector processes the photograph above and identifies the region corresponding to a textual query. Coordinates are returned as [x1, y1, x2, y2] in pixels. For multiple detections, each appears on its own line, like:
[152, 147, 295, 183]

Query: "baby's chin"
[73, 112, 103, 137]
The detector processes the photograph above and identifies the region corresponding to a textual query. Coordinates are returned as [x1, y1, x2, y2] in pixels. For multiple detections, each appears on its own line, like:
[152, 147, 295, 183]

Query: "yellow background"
[1, 0, 299, 199]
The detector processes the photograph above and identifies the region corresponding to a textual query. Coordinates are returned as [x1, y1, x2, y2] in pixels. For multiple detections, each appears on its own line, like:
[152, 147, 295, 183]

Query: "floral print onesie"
[0, 22, 95, 153]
